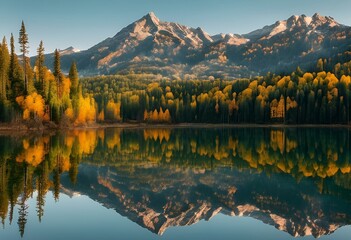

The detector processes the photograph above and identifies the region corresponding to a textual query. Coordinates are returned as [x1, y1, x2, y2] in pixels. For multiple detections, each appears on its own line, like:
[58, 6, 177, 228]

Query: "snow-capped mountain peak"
[244, 13, 343, 40]
[143, 11, 161, 27]
[244, 20, 288, 40]
[115, 12, 214, 47]
[131, 12, 161, 35]
[268, 20, 287, 38]
[303, 15, 313, 26]
[147, 12, 159, 22]
[311, 13, 340, 27]
[212, 33, 249, 45]
[59, 46, 80, 55]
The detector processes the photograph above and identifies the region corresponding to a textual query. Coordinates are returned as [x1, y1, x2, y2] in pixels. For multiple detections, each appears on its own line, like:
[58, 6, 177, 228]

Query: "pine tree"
[53, 49, 62, 98]
[9, 34, 24, 103]
[35, 41, 45, 95]
[25, 58, 35, 94]
[19, 21, 29, 94]
[0, 37, 10, 100]
[17, 196, 28, 237]
[9, 34, 16, 82]
[69, 61, 79, 98]
[69, 61, 79, 116]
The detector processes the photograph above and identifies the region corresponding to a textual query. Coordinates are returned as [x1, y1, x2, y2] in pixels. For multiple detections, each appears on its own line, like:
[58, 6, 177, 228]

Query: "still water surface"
[0, 127, 351, 240]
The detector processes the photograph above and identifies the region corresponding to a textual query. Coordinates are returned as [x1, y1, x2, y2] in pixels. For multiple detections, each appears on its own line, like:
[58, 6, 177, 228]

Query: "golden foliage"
[62, 76, 71, 96]
[16, 138, 48, 167]
[97, 110, 105, 122]
[68, 130, 99, 155]
[144, 108, 171, 123]
[16, 93, 47, 120]
[75, 96, 96, 125]
[143, 129, 171, 142]
[65, 107, 74, 120]
[106, 130, 121, 149]
[106, 100, 121, 121]
[270, 97, 285, 119]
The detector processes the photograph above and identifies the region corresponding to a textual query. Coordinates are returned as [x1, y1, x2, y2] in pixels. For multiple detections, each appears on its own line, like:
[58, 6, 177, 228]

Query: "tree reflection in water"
[0, 127, 351, 238]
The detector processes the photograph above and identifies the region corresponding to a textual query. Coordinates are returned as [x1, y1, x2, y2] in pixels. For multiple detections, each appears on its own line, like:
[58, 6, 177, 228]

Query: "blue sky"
[1, 0, 350, 56]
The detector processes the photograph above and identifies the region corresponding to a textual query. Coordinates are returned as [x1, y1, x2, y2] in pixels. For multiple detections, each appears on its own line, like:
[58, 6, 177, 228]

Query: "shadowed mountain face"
[1, 128, 351, 238]
[37, 12, 351, 78]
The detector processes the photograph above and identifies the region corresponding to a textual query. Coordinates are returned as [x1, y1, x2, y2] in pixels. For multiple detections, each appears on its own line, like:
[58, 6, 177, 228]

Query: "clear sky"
[1, 0, 350, 56]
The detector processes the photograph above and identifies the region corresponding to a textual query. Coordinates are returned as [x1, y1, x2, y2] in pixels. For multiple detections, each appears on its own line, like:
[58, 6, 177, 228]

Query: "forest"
[82, 63, 351, 124]
[0, 22, 95, 127]
[1, 22, 351, 126]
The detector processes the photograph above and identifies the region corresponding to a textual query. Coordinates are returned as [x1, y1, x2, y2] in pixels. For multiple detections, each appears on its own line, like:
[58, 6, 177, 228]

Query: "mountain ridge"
[35, 12, 351, 78]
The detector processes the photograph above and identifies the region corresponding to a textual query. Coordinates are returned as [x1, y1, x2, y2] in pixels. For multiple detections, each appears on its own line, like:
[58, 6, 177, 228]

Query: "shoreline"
[96, 123, 351, 130]
[0, 122, 350, 134]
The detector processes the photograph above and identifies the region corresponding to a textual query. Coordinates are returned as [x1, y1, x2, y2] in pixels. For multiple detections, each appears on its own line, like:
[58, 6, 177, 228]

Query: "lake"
[1, 127, 351, 240]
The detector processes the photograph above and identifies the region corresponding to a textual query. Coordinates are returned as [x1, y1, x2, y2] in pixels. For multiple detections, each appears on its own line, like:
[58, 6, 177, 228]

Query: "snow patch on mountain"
[304, 16, 312, 26]
[212, 33, 249, 45]
[60, 46, 80, 55]
[268, 21, 287, 39]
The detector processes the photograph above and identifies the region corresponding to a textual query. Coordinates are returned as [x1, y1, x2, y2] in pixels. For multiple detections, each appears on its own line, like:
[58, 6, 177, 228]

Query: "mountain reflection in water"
[0, 127, 351, 239]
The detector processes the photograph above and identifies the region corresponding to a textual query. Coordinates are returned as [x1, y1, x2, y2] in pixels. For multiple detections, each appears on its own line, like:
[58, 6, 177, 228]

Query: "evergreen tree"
[53, 49, 62, 98]
[69, 61, 79, 116]
[25, 58, 35, 94]
[0, 37, 10, 100]
[9, 34, 16, 83]
[35, 41, 45, 95]
[9, 34, 24, 103]
[19, 21, 29, 94]
[69, 61, 79, 98]
[17, 197, 28, 237]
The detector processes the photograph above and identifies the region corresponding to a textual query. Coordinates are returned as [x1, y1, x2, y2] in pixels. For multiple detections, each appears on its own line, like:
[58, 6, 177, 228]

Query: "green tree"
[9, 34, 24, 103]
[25, 58, 35, 94]
[53, 49, 62, 99]
[0, 37, 10, 101]
[35, 41, 45, 95]
[69, 61, 79, 98]
[69, 61, 79, 116]
[19, 21, 29, 94]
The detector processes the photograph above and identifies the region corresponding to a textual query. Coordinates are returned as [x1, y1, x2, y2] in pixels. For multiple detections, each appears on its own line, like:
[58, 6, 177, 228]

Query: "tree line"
[82, 61, 351, 124]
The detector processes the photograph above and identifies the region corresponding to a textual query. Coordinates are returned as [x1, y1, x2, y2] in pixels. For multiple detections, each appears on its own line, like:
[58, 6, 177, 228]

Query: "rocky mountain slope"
[38, 12, 351, 78]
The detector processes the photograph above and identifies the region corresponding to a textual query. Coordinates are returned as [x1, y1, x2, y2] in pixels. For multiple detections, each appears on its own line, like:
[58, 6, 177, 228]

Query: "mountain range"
[38, 12, 351, 78]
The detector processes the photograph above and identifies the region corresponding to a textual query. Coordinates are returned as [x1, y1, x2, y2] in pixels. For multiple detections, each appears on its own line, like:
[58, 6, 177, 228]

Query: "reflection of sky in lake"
[1, 192, 351, 240]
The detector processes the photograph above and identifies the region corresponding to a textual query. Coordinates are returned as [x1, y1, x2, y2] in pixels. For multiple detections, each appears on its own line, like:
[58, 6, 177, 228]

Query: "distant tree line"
[82, 60, 351, 124]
